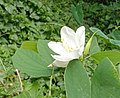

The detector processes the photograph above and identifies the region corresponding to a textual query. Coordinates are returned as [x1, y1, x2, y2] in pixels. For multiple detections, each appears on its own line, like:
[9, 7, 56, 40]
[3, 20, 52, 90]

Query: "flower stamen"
[62, 40, 74, 52]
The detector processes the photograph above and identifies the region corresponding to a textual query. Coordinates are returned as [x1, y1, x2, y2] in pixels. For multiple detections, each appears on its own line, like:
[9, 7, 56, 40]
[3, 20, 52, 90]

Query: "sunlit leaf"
[21, 41, 37, 52]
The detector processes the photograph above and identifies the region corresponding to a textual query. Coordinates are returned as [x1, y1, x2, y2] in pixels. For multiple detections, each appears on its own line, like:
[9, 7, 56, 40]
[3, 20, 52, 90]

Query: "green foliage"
[64, 58, 120, 98]
[0, 0, 71, 45]
[0, 0, 73, 97]
[64, 57, 120, 98]
[1, 0, 120, 98]
[83, 2, 120, 34]
[14, 81, 41, 98]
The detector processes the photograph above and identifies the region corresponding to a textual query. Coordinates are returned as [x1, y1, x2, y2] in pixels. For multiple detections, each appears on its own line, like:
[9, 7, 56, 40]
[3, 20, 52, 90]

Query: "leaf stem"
[49, 66, 54, 96]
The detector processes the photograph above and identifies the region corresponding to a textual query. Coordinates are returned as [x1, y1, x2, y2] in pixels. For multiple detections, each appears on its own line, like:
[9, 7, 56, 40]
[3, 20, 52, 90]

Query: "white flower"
[48, 26, 85, 67]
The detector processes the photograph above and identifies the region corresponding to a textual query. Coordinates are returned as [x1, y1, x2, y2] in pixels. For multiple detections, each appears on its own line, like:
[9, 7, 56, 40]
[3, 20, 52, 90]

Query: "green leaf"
[89, 36, 101, 55]
[71, 3, 84, 25]
[109, 39, 120, 46]
[12, 49, 52, 77]
[84, 33, 95, 56]
[21, 41, 37, 52]
[90, 27, 120, 47]
[64, 60, 91, 98]
[91, 58, 120, 98]
[91, 51, 120, 65]
[37, 39, 54, 66]
[90, 27, 109, 39]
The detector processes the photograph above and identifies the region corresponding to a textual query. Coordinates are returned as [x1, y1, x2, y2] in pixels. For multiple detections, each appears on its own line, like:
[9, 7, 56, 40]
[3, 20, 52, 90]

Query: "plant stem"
[49, 66, 54, 96]
[16, 69, 23, 92]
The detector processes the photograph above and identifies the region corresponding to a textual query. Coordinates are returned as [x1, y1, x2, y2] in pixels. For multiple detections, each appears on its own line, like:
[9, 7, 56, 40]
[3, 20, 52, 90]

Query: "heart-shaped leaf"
[91, 58, 120, 98]
[64, 60, 91, 98]
[12, 39, 55, 77]
[12, 49, 52, 77]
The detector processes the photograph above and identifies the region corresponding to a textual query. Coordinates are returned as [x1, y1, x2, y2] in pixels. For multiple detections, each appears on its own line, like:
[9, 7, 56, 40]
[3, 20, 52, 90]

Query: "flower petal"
[52, 60, 69, 67]
[68, 49, 81, 58]
[61, 26, 77, 50]
[75, 26, 85, 54]
[51, 50, 80, 62]
[61, 26, 75, 38]
[48, 41, 68, 55]
[51, 54, 72, 61]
